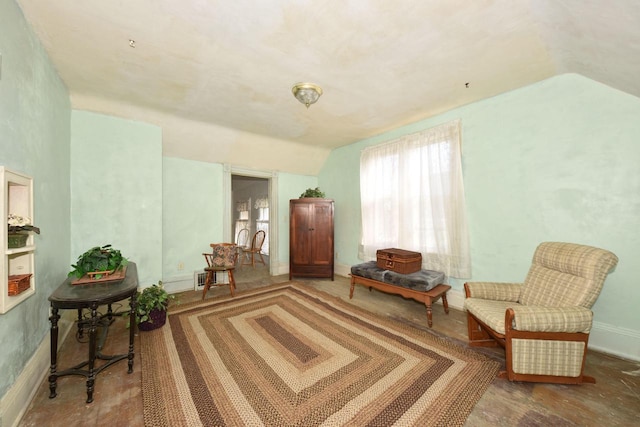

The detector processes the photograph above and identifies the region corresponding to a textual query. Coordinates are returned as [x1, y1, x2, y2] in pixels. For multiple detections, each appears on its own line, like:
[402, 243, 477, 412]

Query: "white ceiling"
[16, 0, 640, 157]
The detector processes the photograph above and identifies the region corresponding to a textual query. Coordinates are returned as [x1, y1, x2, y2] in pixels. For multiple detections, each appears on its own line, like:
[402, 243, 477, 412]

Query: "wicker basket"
[8, 233, 29, 249]
[8, 274, 32, 296]
[138, 308, 167, 331]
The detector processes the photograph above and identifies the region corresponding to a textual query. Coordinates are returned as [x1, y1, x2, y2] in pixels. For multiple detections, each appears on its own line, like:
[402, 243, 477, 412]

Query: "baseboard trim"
[334, 263, 350, 278]
[0, 313, 74, 427]
[590, 321, 640, 362]
[161, 275, 194, 294]
[442, 288, 466, 310]
[274, 261, 289, 277]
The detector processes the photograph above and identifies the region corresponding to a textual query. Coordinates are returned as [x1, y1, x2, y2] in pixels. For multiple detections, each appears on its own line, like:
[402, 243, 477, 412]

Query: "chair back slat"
[252, 230, 266, 251]
[236, 228, 250, 248]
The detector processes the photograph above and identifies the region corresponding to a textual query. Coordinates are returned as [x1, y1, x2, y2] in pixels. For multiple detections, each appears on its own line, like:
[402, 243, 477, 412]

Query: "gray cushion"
[351, 261, 445, 292]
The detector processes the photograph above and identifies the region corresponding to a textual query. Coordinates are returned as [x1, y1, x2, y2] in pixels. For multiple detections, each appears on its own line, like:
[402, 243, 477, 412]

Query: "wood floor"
[19, 266, 640, 426]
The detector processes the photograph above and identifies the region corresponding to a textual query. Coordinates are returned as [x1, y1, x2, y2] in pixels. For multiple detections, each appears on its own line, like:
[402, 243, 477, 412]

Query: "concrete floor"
[19, 264, 640, 426]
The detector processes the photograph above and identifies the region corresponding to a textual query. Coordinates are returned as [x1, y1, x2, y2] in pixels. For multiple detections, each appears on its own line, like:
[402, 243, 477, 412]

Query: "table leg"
[48, 306, 60, 399]
[349, 277, 355, 299]
[86, 304, 98, 403]
[128, 293, 136, 373]
[77, 309, 84, 338]
[442, 293, 450, 314]
[425, 299, 433, 328]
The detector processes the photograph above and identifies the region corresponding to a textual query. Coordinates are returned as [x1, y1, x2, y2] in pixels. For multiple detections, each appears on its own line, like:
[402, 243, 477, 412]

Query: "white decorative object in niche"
[1, 167, 36, 313]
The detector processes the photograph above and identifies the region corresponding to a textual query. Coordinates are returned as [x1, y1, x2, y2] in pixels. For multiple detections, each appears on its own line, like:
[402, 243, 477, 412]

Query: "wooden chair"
[202, 243, 237, 299]
[235, 228, 250, 264]
[464, 242, 618, 384]
[241, 230, 266, 267]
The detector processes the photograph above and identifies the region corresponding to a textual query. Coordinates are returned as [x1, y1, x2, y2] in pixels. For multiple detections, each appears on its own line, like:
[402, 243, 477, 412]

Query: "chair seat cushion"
[464, 298, 519, 335]
[205, 266, 235, 272]
[350, 261, 445, 292]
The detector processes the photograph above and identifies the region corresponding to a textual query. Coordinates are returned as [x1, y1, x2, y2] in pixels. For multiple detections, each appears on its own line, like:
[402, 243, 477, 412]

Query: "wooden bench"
[349, 261, 450, 327]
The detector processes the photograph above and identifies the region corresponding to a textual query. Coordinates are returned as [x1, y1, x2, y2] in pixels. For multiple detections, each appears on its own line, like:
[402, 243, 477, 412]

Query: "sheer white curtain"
[254, 197, 269, 255]
[235, 199, 250, 241]
[359, 119, 471, 278]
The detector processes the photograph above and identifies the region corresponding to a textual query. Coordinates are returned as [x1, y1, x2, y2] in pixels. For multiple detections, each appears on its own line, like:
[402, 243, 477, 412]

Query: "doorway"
[225, 168, 278, 274]
[231, 175, 269, 255]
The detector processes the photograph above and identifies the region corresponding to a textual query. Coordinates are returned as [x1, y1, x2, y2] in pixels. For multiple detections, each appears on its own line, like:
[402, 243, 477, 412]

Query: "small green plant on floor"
[135, 281, 174, 325]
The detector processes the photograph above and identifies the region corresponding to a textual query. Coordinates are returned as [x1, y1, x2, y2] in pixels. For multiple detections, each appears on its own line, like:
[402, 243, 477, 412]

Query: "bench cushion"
[351, 261, 445, 292]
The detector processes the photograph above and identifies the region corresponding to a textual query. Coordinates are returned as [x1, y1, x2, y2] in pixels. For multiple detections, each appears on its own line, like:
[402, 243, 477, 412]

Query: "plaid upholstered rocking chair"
[464, 242, 618, 384]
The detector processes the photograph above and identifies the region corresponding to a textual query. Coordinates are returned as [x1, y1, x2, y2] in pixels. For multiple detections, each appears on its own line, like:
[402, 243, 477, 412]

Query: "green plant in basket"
[8, 213, 40, 234]
[68, 244, 128, 279]
[135, 281, 174, 326]
[7, 213, 40, 248]
[300, 187, 325, 198]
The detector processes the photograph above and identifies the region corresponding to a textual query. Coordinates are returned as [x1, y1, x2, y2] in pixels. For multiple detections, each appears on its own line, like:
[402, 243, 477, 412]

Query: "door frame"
[224, 164, 278, 275]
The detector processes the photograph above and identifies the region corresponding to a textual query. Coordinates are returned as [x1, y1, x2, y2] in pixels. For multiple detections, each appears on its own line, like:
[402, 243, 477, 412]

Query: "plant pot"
[8, 233, 29, 248]
[138, 308, 167, 331]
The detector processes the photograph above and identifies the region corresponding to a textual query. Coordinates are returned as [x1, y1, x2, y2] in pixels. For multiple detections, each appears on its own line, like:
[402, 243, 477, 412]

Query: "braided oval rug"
[141, 282, 499, 426]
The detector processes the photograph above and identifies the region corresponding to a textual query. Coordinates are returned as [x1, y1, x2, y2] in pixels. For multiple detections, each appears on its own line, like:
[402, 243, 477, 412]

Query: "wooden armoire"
[289, 198, 334, 280]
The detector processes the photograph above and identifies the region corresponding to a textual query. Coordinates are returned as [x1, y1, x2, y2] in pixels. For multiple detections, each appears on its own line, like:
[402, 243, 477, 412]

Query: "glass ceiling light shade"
[292, 83, 323, 108]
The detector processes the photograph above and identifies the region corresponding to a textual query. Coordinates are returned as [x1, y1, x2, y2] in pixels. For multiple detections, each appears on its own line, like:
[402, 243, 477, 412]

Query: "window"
[359, 119, 471, 278]
[235, 199, 250, 243]
[255, 197, 269, 255]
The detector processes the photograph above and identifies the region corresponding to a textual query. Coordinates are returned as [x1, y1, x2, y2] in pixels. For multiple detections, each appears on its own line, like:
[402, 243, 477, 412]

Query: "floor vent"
[193, 270, 211, 291]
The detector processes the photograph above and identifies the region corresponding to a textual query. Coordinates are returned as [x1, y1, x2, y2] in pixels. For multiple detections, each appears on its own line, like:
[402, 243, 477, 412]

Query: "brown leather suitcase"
[376, 248, 422, 274]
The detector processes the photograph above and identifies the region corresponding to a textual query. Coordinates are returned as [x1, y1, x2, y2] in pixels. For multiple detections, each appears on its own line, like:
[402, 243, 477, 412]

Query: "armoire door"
[290, 201, 313, 266]
[309, 201, 333, 267]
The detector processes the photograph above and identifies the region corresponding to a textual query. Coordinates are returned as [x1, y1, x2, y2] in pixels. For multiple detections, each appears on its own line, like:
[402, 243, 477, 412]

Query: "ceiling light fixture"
[292, 82, 323, 108]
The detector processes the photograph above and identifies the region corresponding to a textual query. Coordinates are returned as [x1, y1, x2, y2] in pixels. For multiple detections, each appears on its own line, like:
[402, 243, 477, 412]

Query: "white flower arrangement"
[8, 214, 40, 234]
[8, 214, 31, 227]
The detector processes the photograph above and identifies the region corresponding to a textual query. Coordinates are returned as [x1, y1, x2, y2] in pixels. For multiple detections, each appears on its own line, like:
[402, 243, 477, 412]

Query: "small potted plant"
[300, 187, 326, 198]
[7, 213, 40, 248]
[135, 281, 173, 331]
[68, 244, 128, 279]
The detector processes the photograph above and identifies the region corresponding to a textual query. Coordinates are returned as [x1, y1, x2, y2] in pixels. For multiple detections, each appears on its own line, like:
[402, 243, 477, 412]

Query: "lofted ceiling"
[16, 0, 640, 160]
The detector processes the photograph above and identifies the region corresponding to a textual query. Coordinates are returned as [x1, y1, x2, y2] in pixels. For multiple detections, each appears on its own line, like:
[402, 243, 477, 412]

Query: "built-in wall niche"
[1, 167, 36, 313]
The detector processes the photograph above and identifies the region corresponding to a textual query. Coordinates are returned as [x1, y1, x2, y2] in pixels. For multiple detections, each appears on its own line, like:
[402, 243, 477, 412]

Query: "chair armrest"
[464, 282, 522, 302]
[508, 306, 593, 333]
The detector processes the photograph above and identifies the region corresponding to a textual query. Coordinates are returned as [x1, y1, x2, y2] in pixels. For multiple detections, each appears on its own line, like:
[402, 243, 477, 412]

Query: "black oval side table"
[48, 262, 138, 403]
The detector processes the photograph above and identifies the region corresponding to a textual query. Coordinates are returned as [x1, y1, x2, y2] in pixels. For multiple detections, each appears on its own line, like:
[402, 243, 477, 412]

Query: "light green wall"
[162, 157, 223, 279]
[319, 73, 640, 331]
[0, 0, 71, 399]
[316, 143, 361, 266]
[70, 111, 162, 286]
[160, 164, 316, 283]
